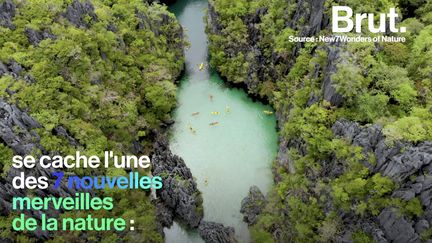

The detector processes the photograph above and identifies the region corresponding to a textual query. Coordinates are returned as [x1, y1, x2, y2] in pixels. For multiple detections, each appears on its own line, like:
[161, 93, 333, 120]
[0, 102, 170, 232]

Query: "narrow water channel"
[165, 0, 278, 242]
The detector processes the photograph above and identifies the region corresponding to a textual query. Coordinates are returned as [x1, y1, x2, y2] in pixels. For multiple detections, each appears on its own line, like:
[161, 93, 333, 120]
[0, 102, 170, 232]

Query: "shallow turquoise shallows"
[165, 0, 278, 242]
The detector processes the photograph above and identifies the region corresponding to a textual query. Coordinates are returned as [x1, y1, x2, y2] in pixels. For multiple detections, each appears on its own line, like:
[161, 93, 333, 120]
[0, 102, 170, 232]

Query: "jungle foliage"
[208, 0, 431, 241]
[0, 0, 185, 242]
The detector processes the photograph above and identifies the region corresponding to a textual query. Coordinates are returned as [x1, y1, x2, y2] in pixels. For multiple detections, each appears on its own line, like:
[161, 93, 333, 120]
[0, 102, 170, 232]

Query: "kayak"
[225, 105, 231, 113]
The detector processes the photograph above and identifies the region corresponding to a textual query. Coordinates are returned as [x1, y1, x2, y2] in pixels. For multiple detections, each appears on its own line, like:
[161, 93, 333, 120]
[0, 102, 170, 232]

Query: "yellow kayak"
[199, 62, 204, 70]
[211, 111, 220, 115]
[263, 110, 273, 115]
[225, 105, 231, 113]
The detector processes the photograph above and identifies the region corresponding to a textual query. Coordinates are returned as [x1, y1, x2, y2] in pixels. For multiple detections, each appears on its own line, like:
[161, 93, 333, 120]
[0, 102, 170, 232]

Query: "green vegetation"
[0, 143, 14, 176]
[0, 0, 184, 242]
[208, 0, 432, 241]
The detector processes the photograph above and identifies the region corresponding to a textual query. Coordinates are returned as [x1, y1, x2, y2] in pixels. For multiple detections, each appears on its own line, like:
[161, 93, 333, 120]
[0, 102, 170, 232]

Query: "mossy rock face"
[207, 0, 432, 242]
[240, 186, 266, 225]
[0, 0, 185, 241]
[151, 134, 203, 228]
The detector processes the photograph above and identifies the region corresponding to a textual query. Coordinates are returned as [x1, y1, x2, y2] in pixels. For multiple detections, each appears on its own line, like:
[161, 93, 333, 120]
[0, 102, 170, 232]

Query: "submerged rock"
[198, 221, 236, 243]
[240, 186, 266, 225]
[152, 134, 203, 228]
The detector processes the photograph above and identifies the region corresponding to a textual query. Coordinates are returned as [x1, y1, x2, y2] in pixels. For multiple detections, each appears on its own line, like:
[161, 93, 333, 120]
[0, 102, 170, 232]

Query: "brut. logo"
[332, 6, 406, 33]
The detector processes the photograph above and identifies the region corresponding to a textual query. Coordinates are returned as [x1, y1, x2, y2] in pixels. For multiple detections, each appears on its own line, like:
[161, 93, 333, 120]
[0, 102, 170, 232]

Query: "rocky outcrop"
[321, 44, 345, 107]
[253, 118, 432, 242]
[207, 0, 330, 94]
[136, 9, 184, 62]
[0, 0, 186, 241]
[25, 27, 56, 46]
[152, 134, 203, 228]
[333, 119, 432, 241]
[207, 3, 223, 36]
[0, 53, 82, 239]
[240, 186, 266, 225]
[154, 199, 174, 228]
[52, 126, 80, 147]
[207, 2, 268, 93]
[136, 10, 171, 36]
[332, 120, 432, 182]
[207, 0, 432, 241]
[378, 207, 419, 243]
[0, 0, 15, 30]
[0, 42, 82, 235]
[0, 99, 80, 240]
[292, 0, 327, 37]
[381, 143, 432, 182]
[288, 0, 329, 58]
[63, 0, 98, 28]
[394, 175, 432, 209]
[274, 42, 348, 180]
[198, 221, 236, 243]
[0, 99, 43, 155]
[0, 60, 20, 78]
[207, 1, 347, 188]
[0, 60, 35, 84]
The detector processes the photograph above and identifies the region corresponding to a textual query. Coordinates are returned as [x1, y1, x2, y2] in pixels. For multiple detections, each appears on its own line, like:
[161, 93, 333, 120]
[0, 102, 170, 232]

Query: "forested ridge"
[207, 0, 432, 242]
[0, 0, 185, 242]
